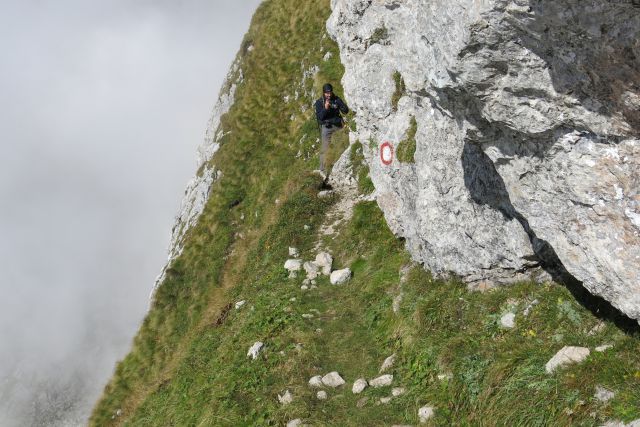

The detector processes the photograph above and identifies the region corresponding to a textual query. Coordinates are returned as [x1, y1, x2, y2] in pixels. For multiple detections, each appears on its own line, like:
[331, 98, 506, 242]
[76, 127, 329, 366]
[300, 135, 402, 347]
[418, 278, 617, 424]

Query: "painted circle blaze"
[380, 141, 394, 165]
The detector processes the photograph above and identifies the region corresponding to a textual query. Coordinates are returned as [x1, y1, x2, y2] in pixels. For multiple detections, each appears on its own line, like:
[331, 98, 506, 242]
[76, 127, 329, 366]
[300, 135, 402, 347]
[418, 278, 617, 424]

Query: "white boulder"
[322, 371, 345, 387]
[352, 378, 368, 394]
[545, 346, 590, 373]
[247, 341, 264, 360]
[330, 268, 352, 285]
[370, 374, 393, 388]
[284, 259, 302, 272]
[315, 252, 333, 275]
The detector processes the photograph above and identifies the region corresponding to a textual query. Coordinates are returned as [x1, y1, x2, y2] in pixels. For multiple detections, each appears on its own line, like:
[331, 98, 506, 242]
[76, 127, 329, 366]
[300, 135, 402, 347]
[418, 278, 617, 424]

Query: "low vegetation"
[396, 116, 417, 163]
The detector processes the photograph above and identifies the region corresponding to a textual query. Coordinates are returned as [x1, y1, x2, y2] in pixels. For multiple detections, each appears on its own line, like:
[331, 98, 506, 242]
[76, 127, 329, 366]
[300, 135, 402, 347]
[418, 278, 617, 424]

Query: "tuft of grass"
[350, 140, 374, 194]
[396, 116, 417, 163]
[391, 70, 406, 111]
[369, 25, 389, 46]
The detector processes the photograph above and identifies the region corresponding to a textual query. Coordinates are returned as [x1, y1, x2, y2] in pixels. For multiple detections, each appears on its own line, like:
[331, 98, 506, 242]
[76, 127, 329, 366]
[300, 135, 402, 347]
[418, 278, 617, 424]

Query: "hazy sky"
[0, 1, 261, 424]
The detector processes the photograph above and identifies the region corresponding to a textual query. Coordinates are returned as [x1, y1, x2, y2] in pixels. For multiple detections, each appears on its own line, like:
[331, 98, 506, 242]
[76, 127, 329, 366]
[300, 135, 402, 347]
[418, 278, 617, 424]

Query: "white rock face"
[322, 371, 346, 387]
[352, 378, 368, 394]
[418, 405, 435, 423]
[285, 259, 303, 272]
[287, 419, 302, 427]
[247, 342, 264, 360]
[595, 344, 614, 352]
[150, 59, 243, 301]
[545, 346, 590, 373]
[330, 268, 352, 285]
[328, 0, 640, 323]
[315, 252, 333, 275]
[289, 247, 300, 257]
[317, 390, 328, 400]
[369, 374, 393, 388]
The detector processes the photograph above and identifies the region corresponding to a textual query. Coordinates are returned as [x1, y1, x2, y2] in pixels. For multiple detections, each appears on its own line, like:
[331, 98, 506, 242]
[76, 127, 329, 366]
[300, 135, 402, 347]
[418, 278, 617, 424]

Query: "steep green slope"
[91, 1, 640, 426]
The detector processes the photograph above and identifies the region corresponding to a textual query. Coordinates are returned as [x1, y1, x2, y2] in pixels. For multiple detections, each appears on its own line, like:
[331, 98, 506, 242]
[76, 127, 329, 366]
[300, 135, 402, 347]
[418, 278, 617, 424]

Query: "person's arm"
[315, 99, 329, 121]
[337, 97, 349, 114]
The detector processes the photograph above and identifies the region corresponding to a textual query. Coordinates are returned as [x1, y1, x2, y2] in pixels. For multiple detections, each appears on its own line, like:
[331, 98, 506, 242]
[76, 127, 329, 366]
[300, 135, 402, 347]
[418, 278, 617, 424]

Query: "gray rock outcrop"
[545, 346, 590, 373]
[328, 0, 640, 323]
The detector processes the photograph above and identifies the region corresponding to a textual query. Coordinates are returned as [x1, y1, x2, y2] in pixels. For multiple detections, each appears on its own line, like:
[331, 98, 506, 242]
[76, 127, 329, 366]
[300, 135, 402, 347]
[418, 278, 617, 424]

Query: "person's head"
[323, 83, 333, 99]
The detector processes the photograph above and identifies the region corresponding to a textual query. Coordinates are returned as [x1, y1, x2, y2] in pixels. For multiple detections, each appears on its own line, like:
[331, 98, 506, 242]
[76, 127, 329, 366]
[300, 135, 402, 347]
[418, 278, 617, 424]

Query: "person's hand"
[325, 99, 331, 109]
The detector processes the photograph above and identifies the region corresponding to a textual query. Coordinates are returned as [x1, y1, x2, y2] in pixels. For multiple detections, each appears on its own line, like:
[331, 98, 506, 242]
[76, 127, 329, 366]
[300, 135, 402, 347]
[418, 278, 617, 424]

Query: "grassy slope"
[91, 0, 640, 425]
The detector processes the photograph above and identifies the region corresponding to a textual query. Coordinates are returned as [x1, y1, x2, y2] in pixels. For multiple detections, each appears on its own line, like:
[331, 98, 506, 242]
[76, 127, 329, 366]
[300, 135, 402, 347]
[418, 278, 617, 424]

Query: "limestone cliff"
[328, 0, 640, 323]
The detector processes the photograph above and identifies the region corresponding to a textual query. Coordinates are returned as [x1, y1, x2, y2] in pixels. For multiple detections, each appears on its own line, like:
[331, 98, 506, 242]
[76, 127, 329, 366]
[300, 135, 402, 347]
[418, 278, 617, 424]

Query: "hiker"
[315, 83, 349, 175]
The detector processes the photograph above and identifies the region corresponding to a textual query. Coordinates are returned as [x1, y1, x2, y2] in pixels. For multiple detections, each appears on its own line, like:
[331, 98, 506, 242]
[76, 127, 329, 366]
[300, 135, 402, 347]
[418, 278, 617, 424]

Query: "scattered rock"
[322, 371, 346, 387]
[302, 313, 314, 319]
[284, 259, 302, 272]
[301, 285, 309, 291]
[115, 409, 122, 417]
[309, 375, 323, 387]
[330, 268, 352, 285]
[392, 387, 406, 397]
[523, 299, 539, 316]
[303, 224, 310, 230]
[594, 385, 615, 403]
[379, 396, 392, 404]
[356, 397, 369, 408]
[288, 271, 298, 279]
[247, 341, 264, 360]
[437, 373, 453, 381]
[235, 300, 246, 309]
[304, 261, 320, 279]
[545, 346, 590, 373]
[500, 312, 516, 328]
[302, 278, 310, 285]
[289, 247, 299, 257]
[317, 390, 328, 400]
[315, 252, 333, 275]
[380, 354, 396, 372]
[287, 419, 302, 427]
[278, 389, 293, 405]
[370, 374, 393, 388]
[392, 293, 403, 314]
[318, 190, 334, 198]
[289, 297, 297, 302]
[323, 51, 333, 61]
[352, 378, 368, 394]
[418, 405, 435, 423]
[595, 344, 613, 352]
[587, 321, 606, 336]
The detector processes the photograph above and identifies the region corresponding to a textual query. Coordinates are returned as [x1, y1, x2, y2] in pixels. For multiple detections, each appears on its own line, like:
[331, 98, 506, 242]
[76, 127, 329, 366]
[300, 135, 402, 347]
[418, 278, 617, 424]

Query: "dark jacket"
[315, 95, 349, 127]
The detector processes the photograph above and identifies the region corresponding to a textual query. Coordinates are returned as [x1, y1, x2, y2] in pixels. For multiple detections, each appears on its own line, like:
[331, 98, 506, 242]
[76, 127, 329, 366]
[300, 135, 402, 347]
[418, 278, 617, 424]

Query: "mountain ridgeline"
[91, 0, 640, 425]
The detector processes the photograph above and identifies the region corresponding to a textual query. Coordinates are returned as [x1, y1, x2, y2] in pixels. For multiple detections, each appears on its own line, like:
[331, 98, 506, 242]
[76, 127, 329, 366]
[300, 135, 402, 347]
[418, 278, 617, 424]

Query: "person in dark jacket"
[315, 83, 349, 174]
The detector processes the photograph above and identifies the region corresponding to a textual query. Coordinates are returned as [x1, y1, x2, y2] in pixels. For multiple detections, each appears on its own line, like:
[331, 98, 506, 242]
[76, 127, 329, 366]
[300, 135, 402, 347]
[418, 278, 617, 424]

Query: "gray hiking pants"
[320, 124, 339, 172]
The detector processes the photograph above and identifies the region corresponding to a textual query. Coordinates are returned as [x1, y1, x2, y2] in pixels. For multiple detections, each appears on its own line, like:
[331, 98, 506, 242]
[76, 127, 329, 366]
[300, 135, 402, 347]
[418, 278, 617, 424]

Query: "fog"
[0, 1, 261, 424]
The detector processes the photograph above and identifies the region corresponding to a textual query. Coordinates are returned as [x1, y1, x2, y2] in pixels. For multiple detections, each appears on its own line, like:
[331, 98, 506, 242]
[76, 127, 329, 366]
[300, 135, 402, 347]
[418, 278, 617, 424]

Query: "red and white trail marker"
[380, 141, 394, 165]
